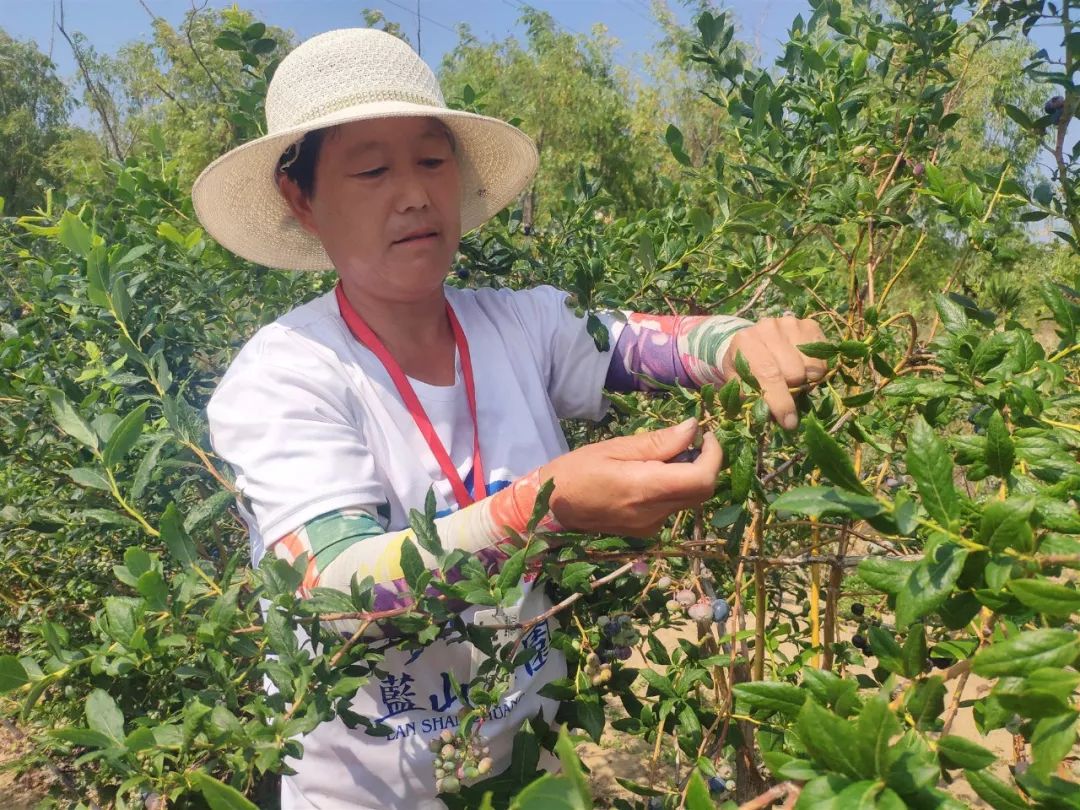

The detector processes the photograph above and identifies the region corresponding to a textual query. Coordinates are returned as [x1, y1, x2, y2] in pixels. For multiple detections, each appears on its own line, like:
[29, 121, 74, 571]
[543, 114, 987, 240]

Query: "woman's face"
[279, 116, 462, 301]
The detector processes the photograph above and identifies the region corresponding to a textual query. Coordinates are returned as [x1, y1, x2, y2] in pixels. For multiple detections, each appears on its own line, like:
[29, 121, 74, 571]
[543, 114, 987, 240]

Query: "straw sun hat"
[191, 28, 539, 271]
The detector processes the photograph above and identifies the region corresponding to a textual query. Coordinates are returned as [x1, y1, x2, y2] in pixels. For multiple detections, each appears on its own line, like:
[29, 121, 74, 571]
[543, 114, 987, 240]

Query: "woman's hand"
[722, 315, 827, 430]
[539, 419, 721, 538]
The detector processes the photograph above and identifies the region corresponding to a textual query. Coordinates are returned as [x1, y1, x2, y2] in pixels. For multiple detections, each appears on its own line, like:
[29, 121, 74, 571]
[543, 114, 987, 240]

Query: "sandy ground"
[0, 722, 54, 809]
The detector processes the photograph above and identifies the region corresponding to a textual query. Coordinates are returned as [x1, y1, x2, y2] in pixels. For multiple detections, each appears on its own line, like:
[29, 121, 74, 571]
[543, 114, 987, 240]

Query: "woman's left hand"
[722, 315, 827, 430]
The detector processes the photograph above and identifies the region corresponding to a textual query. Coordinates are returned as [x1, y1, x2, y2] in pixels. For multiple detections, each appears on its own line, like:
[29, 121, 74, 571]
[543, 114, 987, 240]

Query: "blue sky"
[3, 0, 840, 80]
[2, 1, 1066, 90]
[0, 0, 1069, 150]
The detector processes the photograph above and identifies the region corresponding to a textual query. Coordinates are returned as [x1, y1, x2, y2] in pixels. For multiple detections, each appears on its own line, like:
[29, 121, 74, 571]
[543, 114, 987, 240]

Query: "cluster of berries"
[708, 775, 736, 795]
[850, 603, 876, 656]
[429, 729, 493, 794]
[597, 613, 639, 663]
[583, 651, 612, 686]
[666, 588, 730, 627]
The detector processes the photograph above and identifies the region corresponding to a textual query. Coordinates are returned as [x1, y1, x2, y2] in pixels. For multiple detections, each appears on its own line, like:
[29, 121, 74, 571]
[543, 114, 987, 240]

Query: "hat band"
[268, 87, 447, 133]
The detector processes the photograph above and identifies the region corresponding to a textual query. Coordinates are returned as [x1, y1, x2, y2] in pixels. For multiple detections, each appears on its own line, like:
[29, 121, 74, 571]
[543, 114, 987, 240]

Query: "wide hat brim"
[191, 101, 539, 271]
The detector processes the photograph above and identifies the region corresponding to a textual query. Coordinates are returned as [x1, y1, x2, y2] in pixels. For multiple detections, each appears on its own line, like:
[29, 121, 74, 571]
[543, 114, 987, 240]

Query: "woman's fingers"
[731, 331, 799, 430]
[792, 317, 828, 381]
[768, 317, 813, 386]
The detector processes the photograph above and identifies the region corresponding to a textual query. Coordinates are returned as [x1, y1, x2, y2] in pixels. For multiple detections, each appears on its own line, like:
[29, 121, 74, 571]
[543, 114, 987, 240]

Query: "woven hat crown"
[266, 28, 446, 133]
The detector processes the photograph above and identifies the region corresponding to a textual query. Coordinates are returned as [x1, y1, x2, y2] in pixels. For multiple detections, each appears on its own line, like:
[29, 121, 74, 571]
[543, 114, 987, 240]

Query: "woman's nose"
[395, 168, 432, 212]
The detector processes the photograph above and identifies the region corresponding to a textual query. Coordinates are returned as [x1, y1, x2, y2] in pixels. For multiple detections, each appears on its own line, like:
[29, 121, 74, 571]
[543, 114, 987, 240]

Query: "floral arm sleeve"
[270, 470, 558, 636]
[604, 312, 752, 392]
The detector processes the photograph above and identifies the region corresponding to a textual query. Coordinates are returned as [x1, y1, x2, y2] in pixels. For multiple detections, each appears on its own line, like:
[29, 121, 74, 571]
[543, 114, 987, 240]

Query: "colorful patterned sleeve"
[604, 312, 753, 392]
[269, 469, 559, 638]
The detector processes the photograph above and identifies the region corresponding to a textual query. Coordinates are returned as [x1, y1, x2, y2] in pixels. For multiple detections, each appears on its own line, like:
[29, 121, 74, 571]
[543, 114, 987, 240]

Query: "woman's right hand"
[538, 418, 722, 538]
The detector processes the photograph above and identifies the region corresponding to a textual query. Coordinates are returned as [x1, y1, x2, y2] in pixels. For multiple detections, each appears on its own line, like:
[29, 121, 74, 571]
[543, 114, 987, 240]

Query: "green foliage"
[1, 1, 1078, 808]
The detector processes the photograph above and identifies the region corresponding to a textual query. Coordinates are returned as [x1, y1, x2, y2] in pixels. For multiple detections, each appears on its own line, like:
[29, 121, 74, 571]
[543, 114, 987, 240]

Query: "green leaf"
[857, 557, 918, 595]
[251, 37, 277, 54]
[68, 467, 111, 491]
[867, 626, 904, 674]
[102, 403, 149, 468]
[573, 693, 604, 742]
[905, 676, 946, 730]
[795, 699, 864, 779]
[855, 695, 900, 778]
[984, 411, 1014, 478]
[527, 478, 555, 533]
[1007, 579, 1080, 616]
[638, 669, 678, 699]
[937, 735, 995, 770]
[665, 124, 691, 166]
[980, 497, 1035, 553]
[131, 433, 169, 500]
[934, 293, 969, 333]
[124, 547, 152, 579]
[190, 771, 259, 810]
[973, 629, 1080, 678]
[48, 389, 99, 450]
[803, 414, 866, 493]
[733, 350, 760, 390]
[213, 34, 245, 51]
[58, 210, 93, 257]
[50, 728, 115, 749]
[795, 774, 854, 808]
[798, 341, 839, 359]
[496, 546, 527, 595]
[1030, 712, 1078, 778]
[906, 416, 958, 529]
[770, 486, 883, 519]
[0, 656, 29, 694]
[161, 503, 198, 567]
[900, 623, 928, 679]
[184, 489, 235, 534]
[399, 538, 425, 591]
[85, 689, 125, 745]
[964, 769, 1030, 810]
[559, 562, 597, 591]
[553, 726, 592, 808]
[1002, 103, 1034, 130]
[508, 775, 588, 810]
[895, 540, 968, 626]
[684, 771, 713, 810]
[585, 313, 609, 352]
[689, 207, 712, 238]
[733, 681, 806, 715]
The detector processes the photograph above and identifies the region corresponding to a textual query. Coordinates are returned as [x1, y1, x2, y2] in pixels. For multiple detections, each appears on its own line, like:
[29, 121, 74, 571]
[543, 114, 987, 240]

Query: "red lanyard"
[334, 283, 486, 509]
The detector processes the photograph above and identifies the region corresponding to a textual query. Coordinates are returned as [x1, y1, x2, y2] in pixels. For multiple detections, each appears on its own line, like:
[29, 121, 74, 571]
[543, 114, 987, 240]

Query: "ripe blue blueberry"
[455, 267, 470, 280]
[708, 775, 726, 794]
[711, 598, 730, 623]
[603, 621, 619, 638]
[616, 646, 632, 661]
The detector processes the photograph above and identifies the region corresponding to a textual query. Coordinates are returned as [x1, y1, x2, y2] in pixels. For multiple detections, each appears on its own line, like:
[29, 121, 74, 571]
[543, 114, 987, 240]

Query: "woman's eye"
[354, 167, 387, 178]
[421, 158, 445, 168]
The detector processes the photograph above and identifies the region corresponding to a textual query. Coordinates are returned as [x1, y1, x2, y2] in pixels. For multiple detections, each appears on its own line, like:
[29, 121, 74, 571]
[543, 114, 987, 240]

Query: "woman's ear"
[276, 173, 320, 237]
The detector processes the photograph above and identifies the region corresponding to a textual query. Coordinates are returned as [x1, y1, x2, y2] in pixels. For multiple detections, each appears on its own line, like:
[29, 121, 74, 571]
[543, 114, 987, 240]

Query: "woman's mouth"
[393, 230, 438, 245]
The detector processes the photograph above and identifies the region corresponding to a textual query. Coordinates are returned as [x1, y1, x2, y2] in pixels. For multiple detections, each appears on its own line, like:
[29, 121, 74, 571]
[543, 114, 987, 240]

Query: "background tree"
[0, 30, 72, 214]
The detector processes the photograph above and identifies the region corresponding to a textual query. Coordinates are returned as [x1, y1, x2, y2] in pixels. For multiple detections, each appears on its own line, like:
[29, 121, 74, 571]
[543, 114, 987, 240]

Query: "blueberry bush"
[1, 1, 1078, 808]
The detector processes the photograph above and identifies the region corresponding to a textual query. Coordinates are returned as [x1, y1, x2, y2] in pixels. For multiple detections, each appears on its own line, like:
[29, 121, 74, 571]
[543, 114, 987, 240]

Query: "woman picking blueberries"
[193, 27, 826, 810]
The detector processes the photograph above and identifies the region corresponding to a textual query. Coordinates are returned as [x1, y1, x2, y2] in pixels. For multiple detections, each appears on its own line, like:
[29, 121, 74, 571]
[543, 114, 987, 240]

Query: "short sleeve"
[206, 329, 386, 547]
[493, 285, 616, 421]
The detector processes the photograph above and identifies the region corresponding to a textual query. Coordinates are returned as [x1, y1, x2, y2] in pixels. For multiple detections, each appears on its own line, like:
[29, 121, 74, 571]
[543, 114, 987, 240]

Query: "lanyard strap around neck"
[334, 283, 486, 509]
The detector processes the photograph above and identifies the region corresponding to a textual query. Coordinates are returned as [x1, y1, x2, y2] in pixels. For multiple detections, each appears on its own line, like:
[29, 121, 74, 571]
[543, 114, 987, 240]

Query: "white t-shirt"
[206, 284, 613, 809]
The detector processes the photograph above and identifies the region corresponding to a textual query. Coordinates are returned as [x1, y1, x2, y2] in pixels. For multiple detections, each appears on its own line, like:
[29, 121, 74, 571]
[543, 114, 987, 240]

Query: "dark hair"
[276, 119, 457, 200]
[277, 127, 330, 199]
